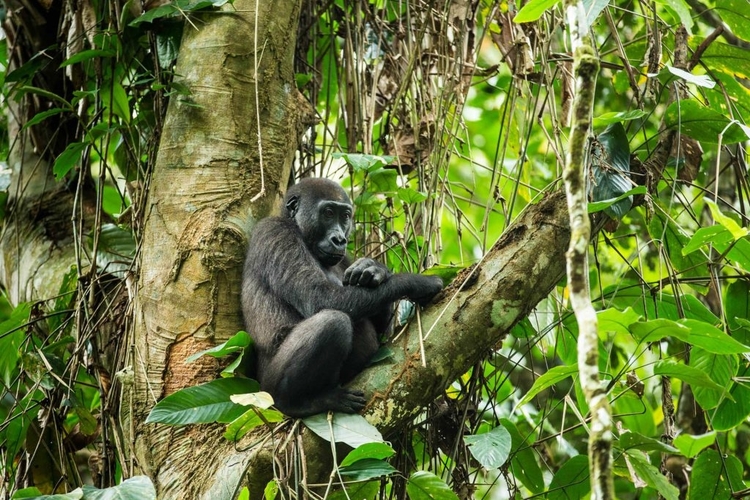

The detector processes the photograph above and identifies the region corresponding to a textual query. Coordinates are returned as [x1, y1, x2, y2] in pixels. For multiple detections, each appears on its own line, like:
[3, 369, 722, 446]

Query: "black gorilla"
[241, 178, 443, 417]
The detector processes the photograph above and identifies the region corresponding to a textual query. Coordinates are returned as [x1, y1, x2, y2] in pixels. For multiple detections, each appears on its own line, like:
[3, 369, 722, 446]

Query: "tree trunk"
[125, 1, 304, 497]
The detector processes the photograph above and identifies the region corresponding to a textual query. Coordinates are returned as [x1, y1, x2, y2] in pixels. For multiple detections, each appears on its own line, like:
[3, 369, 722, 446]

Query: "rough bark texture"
[126, 2, 304, 497]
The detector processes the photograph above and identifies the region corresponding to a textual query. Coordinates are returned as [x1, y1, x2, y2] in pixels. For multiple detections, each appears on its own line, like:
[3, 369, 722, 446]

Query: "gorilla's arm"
[249, 218, 442, 321]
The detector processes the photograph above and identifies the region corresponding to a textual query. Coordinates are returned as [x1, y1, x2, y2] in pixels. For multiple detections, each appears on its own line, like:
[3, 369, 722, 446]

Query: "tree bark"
[125, 1, 304, 497]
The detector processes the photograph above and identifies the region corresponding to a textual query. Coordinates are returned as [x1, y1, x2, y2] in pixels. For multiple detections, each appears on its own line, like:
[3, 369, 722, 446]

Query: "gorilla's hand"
[343, 258, 391, 287]
[408, 275, 444, 306]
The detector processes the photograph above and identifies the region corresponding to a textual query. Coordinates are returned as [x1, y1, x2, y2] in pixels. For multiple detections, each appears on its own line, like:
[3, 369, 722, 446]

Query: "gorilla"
[241, 178, 443, 417]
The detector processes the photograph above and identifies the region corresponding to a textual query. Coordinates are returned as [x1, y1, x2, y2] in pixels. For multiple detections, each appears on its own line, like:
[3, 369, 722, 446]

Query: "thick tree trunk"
[125, 2, 304, 497]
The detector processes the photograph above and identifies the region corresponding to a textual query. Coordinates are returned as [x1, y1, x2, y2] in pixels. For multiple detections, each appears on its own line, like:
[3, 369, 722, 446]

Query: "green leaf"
[81, 476, 156, 500]
[263, 480, 278, 500]
[597, 307, 641, 340]
[223, 406, 284, 441]
[689, 347, 738, 410]
[592, 110, 647, 128]
[688, 449, 744, 500]
[368, 168, 398, 193]
[629, 318, 690, 344]
[548, 455, 589, 500]
[464, 423, 512, 469]
[712, 363, 750, 431]
[101, 81, 130, 123]
[705, 199, 749, 239]
[652, 360, 727, 392]
[588, 186, 646, 215]
[673, 432, 716, 458]
[12, 488, 82, 499]
[682, 225, 733, 256]
[341, 442, 396, 467]
[327, 481, 379, 500]
[604, 283, 719, 323]
[0, 303, 31, 386]
[59, 49, 116, 68]
[714, 0, 750, 42]
[664, 99, 749, 144]
[187, 331, 252, 362]
[726, 280, 750, 345]
[618, 431, 679, 453]
[303, 412, 384, 448]
[339, 458, 397, 481]
[679, 319, 750, 354]
[516, 364, 578, 408]
[146, 378, 260, 425]
[21, 108, 67, 131]
[625, 450, 679, 500]
[53, 141, 87, 180]
[406, 471, 460, 500]
[334, 152, 394, 172]
[696, 39, 750, 80]
[397, 187, 428, 204]
[94, 223, 136, 260]
[514, 0, 560, 23]
[582, 0, 609, 29]
[656, 0, 693, 34]
[499, 418, 544, 494]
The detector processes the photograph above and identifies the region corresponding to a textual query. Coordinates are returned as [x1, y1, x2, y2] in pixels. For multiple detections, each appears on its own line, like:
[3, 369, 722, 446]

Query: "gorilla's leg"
[261, 309, 366, 417]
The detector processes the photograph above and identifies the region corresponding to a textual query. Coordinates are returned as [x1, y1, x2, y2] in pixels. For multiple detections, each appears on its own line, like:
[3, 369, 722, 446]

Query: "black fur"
[241, 178, 443, 417]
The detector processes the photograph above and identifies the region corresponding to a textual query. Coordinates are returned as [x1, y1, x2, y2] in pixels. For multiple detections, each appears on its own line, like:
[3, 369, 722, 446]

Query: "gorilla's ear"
[285, 195, 300, 218]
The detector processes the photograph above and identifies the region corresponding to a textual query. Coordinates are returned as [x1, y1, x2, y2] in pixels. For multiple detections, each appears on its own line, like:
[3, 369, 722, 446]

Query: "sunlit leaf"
[303, 412, 384, 448]
[652, 360, 726, 392]
[690, 347, 738, 410]
[688, 449, 743, 500]
[667, 66, 715, 88]
[514, 0, 560, 23]
[341, 442, 396, 467]
[619, 431, 679, 453]
[224, 406, 284, 441]
[464, 423, 512, 469]
[515, 364, 578, 408]
[625, 450, 679, 500]
[712, 363, 750, 431]
[146, 378, 259, 425]
[548, 455, 589, 500]
[187, 331, 252, 362]
[406, 471, 459, 500]
[81, 476, 156, 500]
[664, 99, 749, 144]
[673, 432, 716, 458]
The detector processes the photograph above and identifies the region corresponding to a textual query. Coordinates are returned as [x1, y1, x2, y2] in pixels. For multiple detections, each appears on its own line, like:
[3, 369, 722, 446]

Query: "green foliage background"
[1, 0, 750, 498]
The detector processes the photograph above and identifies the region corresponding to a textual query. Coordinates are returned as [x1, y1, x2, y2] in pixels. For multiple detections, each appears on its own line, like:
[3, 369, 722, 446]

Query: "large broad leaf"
[328, 481, 379, 500]
[689, 347, 738, 410]
[712, 363, 750, 431]
[630, 318, 750, 354]
[714, 0, 750, 42]
[618, 432, 679, 454]
[0, 303, 30, 386]
[726, 280, 750, 346]
[673, 431, 716, 459]
[603, 283, 718, 323]
[652, 360, 727, 392]
[224, 406, 284, 441]
[515, 364, 578, 408]
[81, 476, 156, 500]
[338, 459, 397, 481]
[406, 471, 459, 500]
[625, 450, 679, 500]
[53, 141, 87, 180]
[464, 423, 512, 469]
[12, 488, 82, 499]
[590, 123, 633, 219]
[688, 449, 744, 500]
[500, 418, 544, 494]
[341, 442, 396, 467]
[303, 412, 384, 448]
[548, 455, 589, 500]
[514, 0, 559, 23]
[664, 99, 749, 144]
[146, 378, 259, 425]
[655, 0, 693, 34]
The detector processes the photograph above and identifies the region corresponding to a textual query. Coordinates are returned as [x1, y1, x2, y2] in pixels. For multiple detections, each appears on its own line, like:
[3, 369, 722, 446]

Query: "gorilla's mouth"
[320, 250, 345, 264]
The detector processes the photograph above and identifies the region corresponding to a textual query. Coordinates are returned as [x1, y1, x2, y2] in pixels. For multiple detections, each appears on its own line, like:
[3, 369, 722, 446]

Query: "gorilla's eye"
[343, 212, 351, 222]
[323, 207, 335, 218]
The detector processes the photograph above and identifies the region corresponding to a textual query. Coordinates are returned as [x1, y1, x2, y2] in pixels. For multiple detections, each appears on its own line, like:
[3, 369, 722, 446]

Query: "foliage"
[0, 0, 749, 498]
